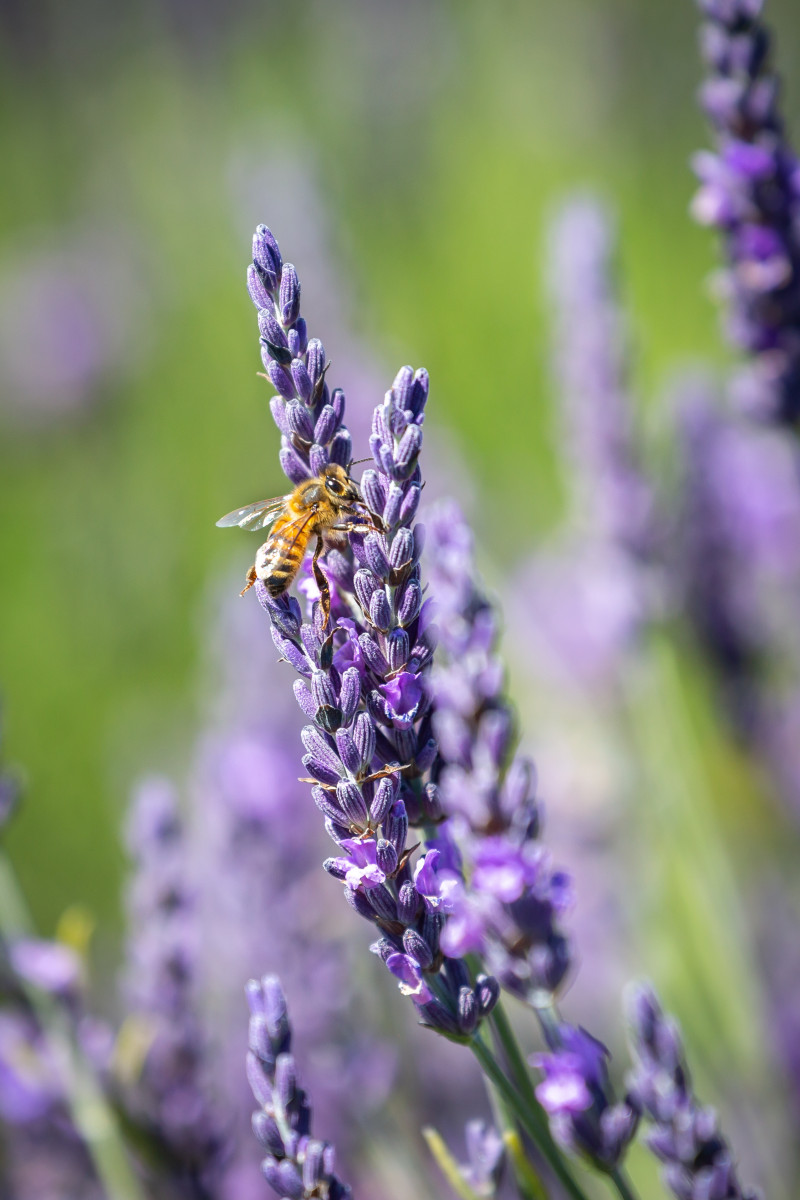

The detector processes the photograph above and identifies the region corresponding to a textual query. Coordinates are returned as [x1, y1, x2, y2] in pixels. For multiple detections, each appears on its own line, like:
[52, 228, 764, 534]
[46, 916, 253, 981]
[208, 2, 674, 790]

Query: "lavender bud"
[247, 263, 272, 309]
[419, 999, 460, 1037]
[286, 400, 314, 442]
[266, 358, 295, 400]
[291, 359, 313, 403]
[361, 469, 386, 517]
[324, 817, 351, 846]
[376, 838, 398, 876]
[458, 986, 479, 1035]
[253, 225, 282, 287]
[359, 633, 390, 675]
[316, 790, 347, 825]
[397, 580, 422, 627]
[263, 976, 291, 1049]
[370, 775, 397, 825]
[475, 974, 500, 1016]
[382, 482, 404, 529]
[369, 590, 392, 632]
[269, 395, 291, 437]
[313, 404, 337, 446]
[323, 856, 348, 880]
[344, 885, 376, 921]
[293, 317, 308, 355]
[264, 1158, 304, 1200]
[293, 679, 318, 721]
[302, 1141, 326, 1191]
[249, 1014, 274, 1064]
[410, 368, 429, 416]
[335, 728, 362, 776]
[367, 885, 398, 923]
[354, 569, 380, 614]
[279, 264, 301, 327]
[383, 801, 408, 857]
[329, 429, 352, 466]
[258, 306, 287, 348]
[309, 444, 328, 476]
[394, 424, 423, 475]
[415, 738, 439, 775]
[389, 527, 415, 570]
[306, 338, 326, 383]
[421, 912, 443, 959]
[386, 629, 410, 672]
[403, 928, 433, 968]
[336, 780, 369, 828]
[279, 445, 311, 486]
[353, 712, 376, 770]
[271, 628, 312, 677]
[310, 670, 338, 712]
[370, 938, 396, 963]
[302, 753, 340, 788]
[397, 881, 421, 924]
[301, 726, 343, 779]
[364, 534, 392, 580]
[399, 484, 422, 526]
[252, 1112, 284, 1157]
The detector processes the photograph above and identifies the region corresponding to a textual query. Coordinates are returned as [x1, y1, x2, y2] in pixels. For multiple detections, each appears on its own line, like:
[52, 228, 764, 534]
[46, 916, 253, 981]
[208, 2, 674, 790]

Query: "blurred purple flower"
[693, 0, 800, 426]
[626, 983, 760, 1200]
[119, 776, 227, 1191]
[0, 226, 149, 424]
[0, 1012, 59, 1125]
[675, 375, 800, 819]
[546, 196, 656, 561]
[9, 940, 81, 999]
[184, 589, 399, 1193]
[246, 975, 351, 1200]
[459, 1119, 505, 1197]
[509, 196, 658, 693]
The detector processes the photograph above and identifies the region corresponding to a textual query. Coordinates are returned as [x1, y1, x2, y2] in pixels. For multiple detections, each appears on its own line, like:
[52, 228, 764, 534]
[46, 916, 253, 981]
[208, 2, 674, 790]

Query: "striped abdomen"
[254, 514, 314, 597]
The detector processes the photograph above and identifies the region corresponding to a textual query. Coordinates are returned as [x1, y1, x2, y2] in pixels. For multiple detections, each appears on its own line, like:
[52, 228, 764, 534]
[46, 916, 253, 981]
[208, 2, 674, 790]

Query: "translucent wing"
[216, 496, 288, 532]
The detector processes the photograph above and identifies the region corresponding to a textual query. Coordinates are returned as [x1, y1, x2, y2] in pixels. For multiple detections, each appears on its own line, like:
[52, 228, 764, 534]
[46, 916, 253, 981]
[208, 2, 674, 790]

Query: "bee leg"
[331, 521, 379, 535]
[240, 566, 258, 597]
[311, 535, 331, 627]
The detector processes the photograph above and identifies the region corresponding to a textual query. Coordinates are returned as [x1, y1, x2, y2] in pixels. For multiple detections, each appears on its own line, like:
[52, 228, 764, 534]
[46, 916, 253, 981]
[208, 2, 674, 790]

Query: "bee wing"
[215, 496, 288, 532]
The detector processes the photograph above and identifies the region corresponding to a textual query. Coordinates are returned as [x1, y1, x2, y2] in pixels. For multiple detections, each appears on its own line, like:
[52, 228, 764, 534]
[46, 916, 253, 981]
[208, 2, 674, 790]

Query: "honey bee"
[216, 462, 370, 622]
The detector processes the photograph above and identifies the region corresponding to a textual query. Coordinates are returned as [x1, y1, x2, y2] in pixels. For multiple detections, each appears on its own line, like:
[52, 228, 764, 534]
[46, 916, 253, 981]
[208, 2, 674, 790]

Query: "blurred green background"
[1, 0, 799, 1192]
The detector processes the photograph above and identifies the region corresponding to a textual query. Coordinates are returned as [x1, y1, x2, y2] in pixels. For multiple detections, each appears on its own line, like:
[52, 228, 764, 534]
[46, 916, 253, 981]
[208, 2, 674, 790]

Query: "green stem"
[0, 851, 146, 1200]
[470, 1035, 591, 1200]
[608, 1167, 638, 1200]
[489, 1000, 539, 1107]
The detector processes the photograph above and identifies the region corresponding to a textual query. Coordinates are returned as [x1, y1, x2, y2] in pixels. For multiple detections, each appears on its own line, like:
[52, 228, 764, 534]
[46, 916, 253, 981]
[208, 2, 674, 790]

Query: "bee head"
[322, 462, 360, 506]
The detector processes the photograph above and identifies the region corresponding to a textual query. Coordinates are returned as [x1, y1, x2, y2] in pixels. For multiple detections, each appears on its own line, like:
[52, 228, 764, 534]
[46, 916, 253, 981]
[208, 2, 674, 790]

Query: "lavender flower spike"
[626, 983, 761, 1200]
[547, 196, 654, 559]
[427, 501, 640, 1171]
[426, 500, 572, 1004]
[248, 223, 351, 485]
[119, 778, 226, 1191]
[246, 975, 351, 1200]
[247, 225, 498, 1042]
[693, 0, 800, 426]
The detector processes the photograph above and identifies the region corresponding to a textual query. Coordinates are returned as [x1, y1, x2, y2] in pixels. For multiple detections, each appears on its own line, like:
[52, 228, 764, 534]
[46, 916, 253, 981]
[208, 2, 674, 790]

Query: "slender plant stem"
[470, 1035, 591, 1200]
[0, 851, 146, 1200]
[489, 1000, 539, 1107]
[608, 1167, 639, 1200]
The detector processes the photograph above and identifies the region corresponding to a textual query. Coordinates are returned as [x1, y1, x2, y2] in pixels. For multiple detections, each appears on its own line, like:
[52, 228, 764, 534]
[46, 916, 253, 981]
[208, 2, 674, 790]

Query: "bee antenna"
[348, 456, 374, 469]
